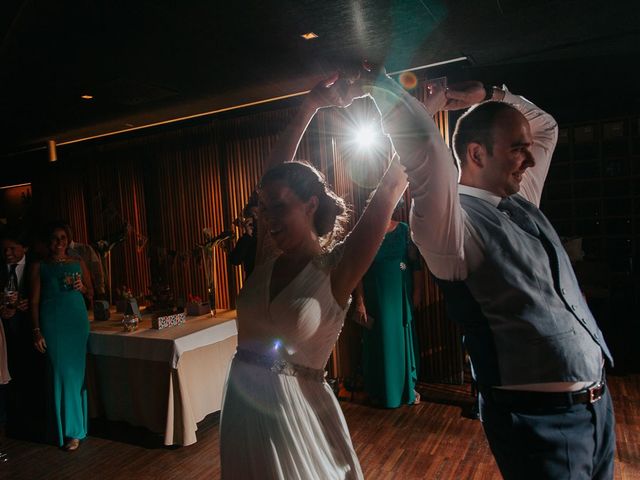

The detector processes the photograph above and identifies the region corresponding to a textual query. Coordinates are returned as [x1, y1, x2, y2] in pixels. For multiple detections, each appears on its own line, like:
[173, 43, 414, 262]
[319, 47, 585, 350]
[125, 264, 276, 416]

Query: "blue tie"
[498, 197, 540, 237]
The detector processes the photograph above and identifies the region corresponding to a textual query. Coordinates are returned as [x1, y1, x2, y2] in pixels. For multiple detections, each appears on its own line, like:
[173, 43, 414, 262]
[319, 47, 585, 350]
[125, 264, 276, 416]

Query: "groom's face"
[479, 110, 535, 197]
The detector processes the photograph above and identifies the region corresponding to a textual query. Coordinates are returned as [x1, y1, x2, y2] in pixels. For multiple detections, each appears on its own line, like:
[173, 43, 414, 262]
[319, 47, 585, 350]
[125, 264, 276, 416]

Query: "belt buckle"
[588, 384, 603, 403]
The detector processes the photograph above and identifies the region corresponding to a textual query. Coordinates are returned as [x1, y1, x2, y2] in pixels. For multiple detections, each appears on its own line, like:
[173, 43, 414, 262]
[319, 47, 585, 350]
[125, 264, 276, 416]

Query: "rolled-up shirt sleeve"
[407, 147, 469, 280]
[407, 90, 558, 281]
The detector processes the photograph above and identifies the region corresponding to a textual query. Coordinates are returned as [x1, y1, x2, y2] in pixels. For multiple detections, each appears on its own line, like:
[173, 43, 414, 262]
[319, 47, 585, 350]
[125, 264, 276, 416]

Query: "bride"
[219, 66, 438, 479]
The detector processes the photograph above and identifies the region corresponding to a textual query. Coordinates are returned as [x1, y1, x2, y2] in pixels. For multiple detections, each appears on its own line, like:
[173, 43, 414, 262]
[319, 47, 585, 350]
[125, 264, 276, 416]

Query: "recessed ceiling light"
[81, 94, 93, 100]
[301, 32, 318, 40]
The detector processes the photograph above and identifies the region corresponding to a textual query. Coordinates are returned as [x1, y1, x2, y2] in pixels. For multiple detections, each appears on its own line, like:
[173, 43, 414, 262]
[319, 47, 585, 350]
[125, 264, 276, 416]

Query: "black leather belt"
[481, 382, 606, 409]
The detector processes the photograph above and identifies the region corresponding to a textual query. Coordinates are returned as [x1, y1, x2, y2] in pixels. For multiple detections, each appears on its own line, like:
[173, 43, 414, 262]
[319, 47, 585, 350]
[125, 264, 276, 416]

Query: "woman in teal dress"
[354, 217, 424, 408]
[30, 222, 93, 451]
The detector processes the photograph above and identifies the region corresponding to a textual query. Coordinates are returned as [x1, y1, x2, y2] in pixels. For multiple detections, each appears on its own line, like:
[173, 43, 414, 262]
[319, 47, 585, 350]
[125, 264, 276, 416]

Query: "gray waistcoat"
[452, 193, 612, 386]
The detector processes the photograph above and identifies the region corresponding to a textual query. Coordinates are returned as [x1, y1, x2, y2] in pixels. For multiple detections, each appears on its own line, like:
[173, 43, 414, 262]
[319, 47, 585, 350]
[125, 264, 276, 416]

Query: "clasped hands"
[305, 61, 489, 114]
[303, 62, 396, 111]
[0, 294, 29, 319]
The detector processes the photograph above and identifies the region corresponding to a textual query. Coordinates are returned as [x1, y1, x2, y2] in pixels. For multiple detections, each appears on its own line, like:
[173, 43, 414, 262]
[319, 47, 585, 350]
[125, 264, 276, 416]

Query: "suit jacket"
[1, 256, 33, 338]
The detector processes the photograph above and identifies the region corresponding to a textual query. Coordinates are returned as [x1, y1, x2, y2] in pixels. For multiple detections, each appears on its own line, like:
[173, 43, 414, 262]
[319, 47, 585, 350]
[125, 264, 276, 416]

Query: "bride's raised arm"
[330, 156, 407, 307]
[255, 74, 353, 265]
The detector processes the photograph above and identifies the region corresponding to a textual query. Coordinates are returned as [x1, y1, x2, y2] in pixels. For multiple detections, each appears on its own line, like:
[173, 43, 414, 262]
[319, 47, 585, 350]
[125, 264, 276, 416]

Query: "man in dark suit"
[1, 229, 45, 440]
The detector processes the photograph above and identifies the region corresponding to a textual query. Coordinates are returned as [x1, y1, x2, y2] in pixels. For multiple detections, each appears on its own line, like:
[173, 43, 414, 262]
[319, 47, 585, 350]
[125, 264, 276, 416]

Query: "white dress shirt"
[6, 254, 27, 290]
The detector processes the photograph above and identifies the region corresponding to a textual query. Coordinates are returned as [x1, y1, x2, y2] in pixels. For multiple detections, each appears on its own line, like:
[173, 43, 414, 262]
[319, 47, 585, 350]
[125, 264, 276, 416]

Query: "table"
[86, 310, 237, 446]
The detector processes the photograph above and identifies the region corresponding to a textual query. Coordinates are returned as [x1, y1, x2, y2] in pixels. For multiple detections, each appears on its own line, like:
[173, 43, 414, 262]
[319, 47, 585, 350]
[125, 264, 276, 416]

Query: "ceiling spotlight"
[81, 94, 93, 100]
[301, 32, 318, 40]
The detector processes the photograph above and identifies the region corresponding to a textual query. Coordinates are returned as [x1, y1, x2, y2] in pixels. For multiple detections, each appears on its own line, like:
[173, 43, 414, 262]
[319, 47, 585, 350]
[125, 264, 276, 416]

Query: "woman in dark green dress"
[354, 219, 423, 408]
[30, 222, 93, 450]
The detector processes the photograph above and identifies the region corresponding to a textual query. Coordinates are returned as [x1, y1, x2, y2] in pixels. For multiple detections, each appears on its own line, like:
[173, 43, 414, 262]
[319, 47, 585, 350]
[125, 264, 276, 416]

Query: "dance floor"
[1, 375, 638, 479]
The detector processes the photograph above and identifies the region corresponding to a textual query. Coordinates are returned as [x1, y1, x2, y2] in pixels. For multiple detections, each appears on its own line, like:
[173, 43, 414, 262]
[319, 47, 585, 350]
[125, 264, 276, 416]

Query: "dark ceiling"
[1, 0, 639, 157]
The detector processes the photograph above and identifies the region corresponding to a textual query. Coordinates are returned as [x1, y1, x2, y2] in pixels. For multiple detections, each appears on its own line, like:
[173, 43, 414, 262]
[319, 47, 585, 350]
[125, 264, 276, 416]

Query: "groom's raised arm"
[365, 73, 468, 280]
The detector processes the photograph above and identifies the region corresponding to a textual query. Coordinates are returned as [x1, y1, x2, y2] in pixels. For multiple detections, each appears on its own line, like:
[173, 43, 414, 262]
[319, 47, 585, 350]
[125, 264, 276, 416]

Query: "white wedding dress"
[219, 249, 363, 479]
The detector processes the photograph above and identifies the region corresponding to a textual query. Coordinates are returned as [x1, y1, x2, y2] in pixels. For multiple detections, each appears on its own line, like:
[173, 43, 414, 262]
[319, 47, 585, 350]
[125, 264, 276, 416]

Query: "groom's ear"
[467, 142, 486, 168]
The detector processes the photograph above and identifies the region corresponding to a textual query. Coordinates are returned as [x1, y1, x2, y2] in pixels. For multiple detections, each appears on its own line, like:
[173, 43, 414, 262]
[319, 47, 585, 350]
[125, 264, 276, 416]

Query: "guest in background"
[229, 194, 259, 279]
[353, 198, 424, 407]
[0, 307, 9, 387]
[30, 222, 93, 451]
[0, 229, 45, 440]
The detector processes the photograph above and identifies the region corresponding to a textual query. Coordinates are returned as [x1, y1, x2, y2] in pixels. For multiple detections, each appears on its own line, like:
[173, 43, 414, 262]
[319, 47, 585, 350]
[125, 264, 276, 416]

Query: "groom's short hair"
[452, 101, 518, 167]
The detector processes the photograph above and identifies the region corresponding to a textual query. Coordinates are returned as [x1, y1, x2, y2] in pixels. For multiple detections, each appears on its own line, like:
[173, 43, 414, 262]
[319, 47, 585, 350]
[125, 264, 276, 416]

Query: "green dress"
[39, 261, 89, 445]
[362, 222, 419, 408]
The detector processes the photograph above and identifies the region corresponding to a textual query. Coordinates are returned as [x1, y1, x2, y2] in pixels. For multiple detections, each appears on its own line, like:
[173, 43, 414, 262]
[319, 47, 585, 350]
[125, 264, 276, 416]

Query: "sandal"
[413, 390, 421, 405]
[63, 439, 80, 451]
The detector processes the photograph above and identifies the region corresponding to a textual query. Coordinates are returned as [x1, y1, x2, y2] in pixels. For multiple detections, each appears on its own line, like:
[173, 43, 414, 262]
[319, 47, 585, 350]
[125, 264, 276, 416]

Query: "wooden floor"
[1, 375, 639, 479]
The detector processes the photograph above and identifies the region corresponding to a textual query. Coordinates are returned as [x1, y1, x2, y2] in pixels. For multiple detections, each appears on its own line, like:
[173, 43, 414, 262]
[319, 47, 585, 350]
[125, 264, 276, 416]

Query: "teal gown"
[39, 261, 89, 446]
[362, 222, 420, 408]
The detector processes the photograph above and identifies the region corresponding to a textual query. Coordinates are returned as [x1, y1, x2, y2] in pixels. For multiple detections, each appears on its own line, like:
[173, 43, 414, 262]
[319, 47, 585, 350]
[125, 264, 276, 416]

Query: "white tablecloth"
[89, 310, 237, 368]
[87, 310, 237, 446]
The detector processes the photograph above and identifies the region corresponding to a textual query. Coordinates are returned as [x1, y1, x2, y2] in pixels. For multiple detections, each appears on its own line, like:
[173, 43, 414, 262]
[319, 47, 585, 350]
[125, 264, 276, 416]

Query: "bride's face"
[259, 180, 318, 253]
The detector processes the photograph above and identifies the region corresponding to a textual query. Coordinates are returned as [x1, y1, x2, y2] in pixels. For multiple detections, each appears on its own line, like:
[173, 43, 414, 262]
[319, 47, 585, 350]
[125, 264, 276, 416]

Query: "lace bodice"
[235, 247, 348, 371]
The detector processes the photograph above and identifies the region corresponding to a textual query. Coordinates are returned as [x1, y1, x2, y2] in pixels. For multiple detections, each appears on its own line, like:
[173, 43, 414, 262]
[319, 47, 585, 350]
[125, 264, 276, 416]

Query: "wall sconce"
[47, 140, 57, 162]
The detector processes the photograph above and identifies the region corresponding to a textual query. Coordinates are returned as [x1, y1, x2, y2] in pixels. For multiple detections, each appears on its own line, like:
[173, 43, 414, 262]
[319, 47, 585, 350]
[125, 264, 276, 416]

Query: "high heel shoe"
[63, 439, 80, 451]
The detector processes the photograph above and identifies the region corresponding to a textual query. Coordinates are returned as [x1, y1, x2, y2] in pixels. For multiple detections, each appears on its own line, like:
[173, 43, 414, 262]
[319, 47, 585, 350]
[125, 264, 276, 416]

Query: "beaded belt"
[235, 348, 326, 383]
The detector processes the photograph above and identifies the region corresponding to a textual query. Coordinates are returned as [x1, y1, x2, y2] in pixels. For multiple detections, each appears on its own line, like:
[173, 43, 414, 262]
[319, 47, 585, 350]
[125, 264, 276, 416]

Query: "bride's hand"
[304, 73, 355, 111]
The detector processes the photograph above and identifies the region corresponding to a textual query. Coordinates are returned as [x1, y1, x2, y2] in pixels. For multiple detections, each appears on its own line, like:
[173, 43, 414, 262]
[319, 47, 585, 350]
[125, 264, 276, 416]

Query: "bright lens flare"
[353, 124, 377, 150]
[399, 71, 418, 90]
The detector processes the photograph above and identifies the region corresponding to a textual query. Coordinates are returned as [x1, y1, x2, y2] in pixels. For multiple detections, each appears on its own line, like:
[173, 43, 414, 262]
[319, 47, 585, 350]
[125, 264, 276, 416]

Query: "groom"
[361, 71, 615, 479]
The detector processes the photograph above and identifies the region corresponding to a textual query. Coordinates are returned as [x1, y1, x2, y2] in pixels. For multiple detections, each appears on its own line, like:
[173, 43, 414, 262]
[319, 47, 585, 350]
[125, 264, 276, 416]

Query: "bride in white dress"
[220, 68, 425, 479]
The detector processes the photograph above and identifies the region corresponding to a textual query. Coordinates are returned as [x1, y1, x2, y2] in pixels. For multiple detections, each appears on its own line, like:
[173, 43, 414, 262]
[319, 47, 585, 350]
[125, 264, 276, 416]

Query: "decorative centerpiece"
[94, 226, 127, 306]
[122, 313, 139, 332]
[145, 282, 174, 313]
[197, 228, 234, 317]
[152, 310, 186, 330]
[115, 285, 134, 312]
[145, 281, 185, 330]
[186, 294, 210, 316]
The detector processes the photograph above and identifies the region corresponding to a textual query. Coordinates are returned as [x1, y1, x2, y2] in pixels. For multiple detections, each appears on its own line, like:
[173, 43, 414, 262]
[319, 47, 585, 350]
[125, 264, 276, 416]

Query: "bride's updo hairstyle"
[259, 161, 349, 248]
